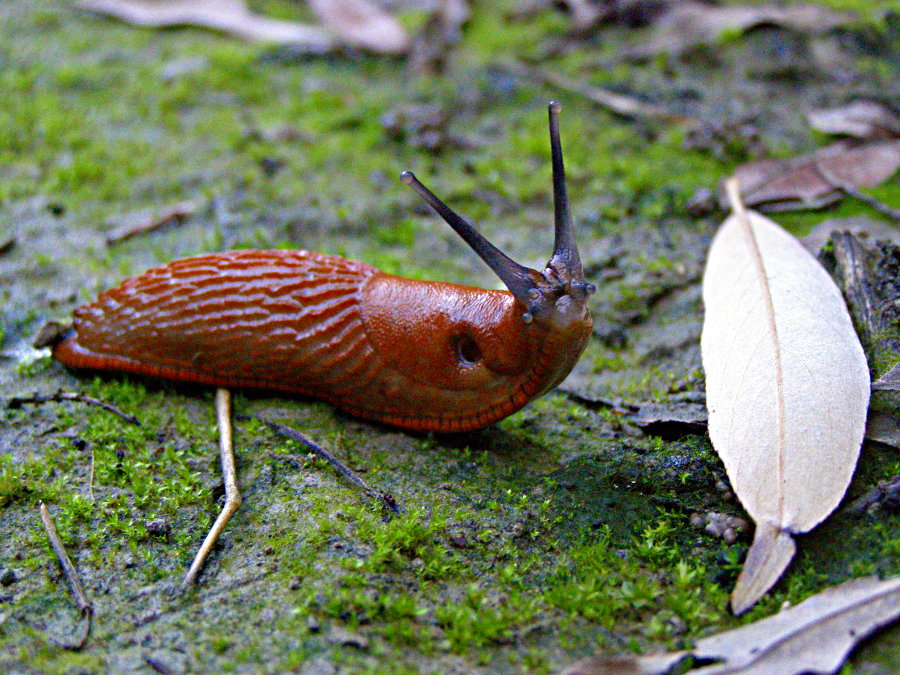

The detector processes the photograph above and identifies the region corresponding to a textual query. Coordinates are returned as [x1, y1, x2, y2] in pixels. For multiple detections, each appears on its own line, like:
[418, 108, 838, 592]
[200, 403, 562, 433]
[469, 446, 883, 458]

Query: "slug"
[44, 102, 595, 433]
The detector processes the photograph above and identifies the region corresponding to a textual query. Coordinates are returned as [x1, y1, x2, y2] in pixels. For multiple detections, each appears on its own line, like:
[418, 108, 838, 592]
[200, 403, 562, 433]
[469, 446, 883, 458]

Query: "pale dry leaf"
[77, 0, 334, 50]
[558, 576, 900, 675]
[873, 362, 900, 391]
[555, 0, 614, 31]
[801, 216, 900, 255]
[692, 576, 900, 674]
[808, 101, 900, 141]
[846, 474, 900, 514]
[864, 411, 900, 450]
[629, 1, 850, 59]
[723, 140, 900, 211]
[629, 401, 708, 439]
[702, 179, 870, 614]
[307, 0, 410, 55]
[558, 651, 687, 675]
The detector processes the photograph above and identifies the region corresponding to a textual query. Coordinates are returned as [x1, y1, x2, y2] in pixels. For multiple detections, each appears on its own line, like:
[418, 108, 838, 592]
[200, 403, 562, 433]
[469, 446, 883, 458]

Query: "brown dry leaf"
[629, 0, 851, 59]
[808, 101, 900, 141]
[560, 576, 900, 675]
[77, 0, 334, 50]
[702, 180, 870, 614]
[307, 0, 410, 55]
[723, 140, 900, 211]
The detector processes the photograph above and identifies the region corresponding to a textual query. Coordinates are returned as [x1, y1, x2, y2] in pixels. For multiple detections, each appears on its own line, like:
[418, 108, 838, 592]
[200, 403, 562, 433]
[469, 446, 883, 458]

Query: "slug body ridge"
[50, 102, 595, 432]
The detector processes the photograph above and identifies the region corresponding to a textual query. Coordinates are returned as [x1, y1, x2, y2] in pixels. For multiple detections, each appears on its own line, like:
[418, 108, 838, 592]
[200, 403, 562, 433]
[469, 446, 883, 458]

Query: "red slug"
[45, 102, 595, 432]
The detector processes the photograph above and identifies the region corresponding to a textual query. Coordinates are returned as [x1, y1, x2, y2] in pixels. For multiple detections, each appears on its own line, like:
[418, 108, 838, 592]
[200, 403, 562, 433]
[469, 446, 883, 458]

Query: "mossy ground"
[1, 1, 898, 672]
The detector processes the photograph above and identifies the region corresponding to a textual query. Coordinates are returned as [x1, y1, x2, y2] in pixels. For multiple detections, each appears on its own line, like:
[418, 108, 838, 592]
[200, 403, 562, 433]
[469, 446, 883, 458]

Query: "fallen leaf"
[828, 233, 900, 354]
[559, 652, 687, 675]
[629, 401, 708, 439]
[701, 179, 870, 614]
[873, 362, 900, 392]
[555, 0, 615, 31]
[77, 0, 334, 51]
[629, 1, 851, 60]
[865, 411, 900, 451]
[845, 474, 900, 515]
[808, 101, 900, 141]
[559, 576, 900, 675]
[724, 140, 900, 211]
[408, 0, 470, 76]
[801, 216, 900, 255]
[308, 0, 410, 55]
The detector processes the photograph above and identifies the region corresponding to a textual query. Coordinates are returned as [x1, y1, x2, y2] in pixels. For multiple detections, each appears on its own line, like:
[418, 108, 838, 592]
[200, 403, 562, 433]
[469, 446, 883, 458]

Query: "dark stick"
[814, 160, 900, 223]
[498, 60, 683, 123]
[39, 502, 93, 650]
[238, 414, 404, 517]
[8, 390, 140, 426]
[105, 200, 196, 245]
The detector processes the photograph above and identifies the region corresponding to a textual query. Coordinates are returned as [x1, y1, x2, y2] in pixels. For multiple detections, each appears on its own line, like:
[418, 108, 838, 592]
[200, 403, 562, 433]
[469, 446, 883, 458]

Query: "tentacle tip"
[400, 170, 415, 185]
[549, 100, 562, 115]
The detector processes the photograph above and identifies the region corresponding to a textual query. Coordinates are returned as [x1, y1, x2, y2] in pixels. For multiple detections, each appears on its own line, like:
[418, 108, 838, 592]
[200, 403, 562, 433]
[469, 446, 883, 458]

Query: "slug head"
[401, 101, 595, 332]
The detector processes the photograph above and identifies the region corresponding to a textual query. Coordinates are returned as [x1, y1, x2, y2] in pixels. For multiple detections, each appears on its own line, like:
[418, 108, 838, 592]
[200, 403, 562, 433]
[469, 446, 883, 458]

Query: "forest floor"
[1, 1, 898, 672]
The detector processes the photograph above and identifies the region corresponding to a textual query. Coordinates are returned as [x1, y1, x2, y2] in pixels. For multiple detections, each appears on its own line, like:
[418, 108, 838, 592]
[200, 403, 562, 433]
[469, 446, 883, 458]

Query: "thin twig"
[498, 59, 686, 123]
[39, 502, 93, 650]
[144, 655, 176, 675]
[239, 414, 404, 517]
[8, 390, 140, 425]
[814, 160, 900, 223]
[88, 445, 96, 502]
[105, 201, 197, 245]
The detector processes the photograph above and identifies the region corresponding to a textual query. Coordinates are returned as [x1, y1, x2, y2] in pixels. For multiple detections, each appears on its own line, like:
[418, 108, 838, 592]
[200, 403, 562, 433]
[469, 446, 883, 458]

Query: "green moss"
[2, 0, 898, 671]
